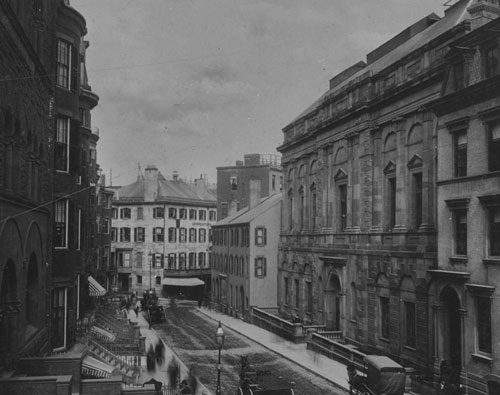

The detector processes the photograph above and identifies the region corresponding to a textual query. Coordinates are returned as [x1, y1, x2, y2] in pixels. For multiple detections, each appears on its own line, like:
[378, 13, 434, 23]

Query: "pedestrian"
[146, 345, 156, 372]
[180, 379, 192, 394]
[155, 339, 165, 366]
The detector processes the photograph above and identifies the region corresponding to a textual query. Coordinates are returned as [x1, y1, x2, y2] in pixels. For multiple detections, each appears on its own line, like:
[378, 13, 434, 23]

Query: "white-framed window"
[198, 252, 206, 267]
[254, 257, 267, 277]
[189, 228, 197, 242]
[199, 228, 207, 243]
[199, 210, 207, 220]
[136, 207, 143, 220]
[153, 207, 164, 218]
[136, 252, 143, 267]
[102, 218, 110, 234]
[168, 227, 176, 242]
[179, 228, 187, 243]
[169, 208, 177, 219]
[209, 210, 216, 221]
[134, 227, 145, 242]
[153, 227, 164, 242]
[55, 117, 70, 172]
[120, 227, 131, 242]
[118, 251, 131, 267]
[54, 199, 68, 248]
[189, 209, 197, 220]
[120, 208, 131, 219]
[179, 208, 187, 219]
[56, 39, 71, 89]
[111, 227, 117, 242]
[255, 227, 267, 246]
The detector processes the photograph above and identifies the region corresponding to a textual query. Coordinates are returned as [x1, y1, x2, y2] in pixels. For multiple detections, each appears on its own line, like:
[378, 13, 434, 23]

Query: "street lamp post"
[215, 321, 225, 395]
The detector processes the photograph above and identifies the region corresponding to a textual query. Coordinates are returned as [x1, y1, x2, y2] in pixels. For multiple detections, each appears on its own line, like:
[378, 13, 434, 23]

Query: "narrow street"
[152, 301, 347, 395]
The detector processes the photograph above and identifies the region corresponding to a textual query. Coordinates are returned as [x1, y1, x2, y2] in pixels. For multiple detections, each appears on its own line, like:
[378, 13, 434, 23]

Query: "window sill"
[472, 353, 493, 365]
[403, 345, 416, 352]
[483, 258, 500, 265]
[379, 337, 390, 343]
[449, 256, 468, 265]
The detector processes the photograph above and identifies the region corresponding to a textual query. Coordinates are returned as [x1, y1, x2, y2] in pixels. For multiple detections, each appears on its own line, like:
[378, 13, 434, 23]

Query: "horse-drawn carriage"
[347, 355, 406, 395]
[236, 356, 295, 395]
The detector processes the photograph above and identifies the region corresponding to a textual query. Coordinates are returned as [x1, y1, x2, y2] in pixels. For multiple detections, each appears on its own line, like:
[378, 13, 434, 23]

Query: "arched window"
[310, 183, 317, 229]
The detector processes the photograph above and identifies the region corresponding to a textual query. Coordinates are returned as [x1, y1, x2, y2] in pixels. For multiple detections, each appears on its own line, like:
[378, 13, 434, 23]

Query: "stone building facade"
[277, 1, 498, 392]
[112, 166, 216, 298]
[428, 7, 500, 394]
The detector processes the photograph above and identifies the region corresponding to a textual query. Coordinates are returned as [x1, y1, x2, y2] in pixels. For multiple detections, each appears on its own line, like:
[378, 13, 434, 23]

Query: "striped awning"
[82, 355, 115, 378]
[88, 275, 106, 297]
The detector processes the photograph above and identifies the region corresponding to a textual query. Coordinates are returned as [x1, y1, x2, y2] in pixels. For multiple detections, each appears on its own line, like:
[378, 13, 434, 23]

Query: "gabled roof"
[215, 193, 282, 226]
[288, 0, 473, 125]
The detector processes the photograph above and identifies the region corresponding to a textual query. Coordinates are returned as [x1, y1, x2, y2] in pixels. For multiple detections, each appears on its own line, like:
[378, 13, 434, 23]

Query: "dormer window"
[485, 45, 500, 79]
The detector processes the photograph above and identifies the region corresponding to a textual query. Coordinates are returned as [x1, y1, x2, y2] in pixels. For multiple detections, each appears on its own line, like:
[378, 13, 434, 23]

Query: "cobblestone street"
[152, 302, 347, 395]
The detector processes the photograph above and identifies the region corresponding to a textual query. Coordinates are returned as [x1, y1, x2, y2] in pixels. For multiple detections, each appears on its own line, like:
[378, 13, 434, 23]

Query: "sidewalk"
[195, 307, 349, 393]
[133, 309, 211, 395]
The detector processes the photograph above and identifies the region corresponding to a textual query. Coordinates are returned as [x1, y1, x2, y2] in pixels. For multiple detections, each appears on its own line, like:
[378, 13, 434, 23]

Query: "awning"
[161, 277, 204, 287]
[88, 275, 107, 297]
[82, 355, 115, 378]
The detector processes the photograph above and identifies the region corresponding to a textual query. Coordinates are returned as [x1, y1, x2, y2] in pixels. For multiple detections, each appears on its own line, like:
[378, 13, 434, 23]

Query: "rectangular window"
[120, 227, 131, 242]
[152, 253, 164, 268]
[295, 279, 300, 308]
[198, 252, 206, 267]
[199, 228, 207, 243]
[413, 173, 423, 230]
[306, 282, 313, 312]
[153, 227, 164, 242]
[54, 200, 68, 248]
[118, 251, 131, 267]
[453, 131, 467, 177]
[179, 253, 186, 269]
[55, 117, 70, 172]
[284, 277, 289, 305]
[80, 108, 91, 128]
[136, 207, 143, 220]
[230, 176, 238, 190]
[485, 46, 500, 79]
[255, 227, 267, 246]
[169, 208, 177, 219]
[102, 218, 110, 234]
[111, 227, 117, 242]
[137, 275, 142, 284]
[136, 252, 143, 267]
[189, 209, 197, 220]
[489, 207, 500, 256]
[454, 209, 467, 255]
[77, 208, 82, 251]
[179, 209, 187, 219]
[209, 210, 217, 221]
[199, 210, 207, 221]
[112, 208, 118, 219]
[56, 39, 71, 89]
[388, 177, 396, 229]
[339, 184, 347, 231]
[189, 228, 197, 243]
[404, 301, 416, 348]
[255, 257, 267, 277]
[380, 297, 390, 339]
[189, 252, 196, 268]
[179, 228, 187, 242]
[168, 253, 176, 269]
[488, 122, 500, 172]
[168, 227, 176, 242]
[134, 227, 145, 242]
[221, 202, 228, 219]
[477, 296, 492, 354]
[272, 175, 276, 191]
[120, 208, 131, 219]
[153, 207, 164, 218]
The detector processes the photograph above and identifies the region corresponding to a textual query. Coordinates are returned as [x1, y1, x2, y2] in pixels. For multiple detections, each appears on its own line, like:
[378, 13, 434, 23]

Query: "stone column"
[371, 128, 383, 231]
[394, 117, 408, 232]
[420, 110, 436, 231]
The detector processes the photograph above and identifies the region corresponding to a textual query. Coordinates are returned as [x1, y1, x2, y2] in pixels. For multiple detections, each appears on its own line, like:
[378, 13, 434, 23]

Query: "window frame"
[120, 227, 131, 242]
[134, 227, 145, 243]
[54, 199, 69, 248]
[380, 296, 390, 340]
[153, 227, 164, 242]
[120, 208, 131, 219]
[153, 207, 164, 218]
[55, 116, 70, 172]
[255, 227, 267, 246]
[254, 256, 267, 278]
[56, 39, 71, 89]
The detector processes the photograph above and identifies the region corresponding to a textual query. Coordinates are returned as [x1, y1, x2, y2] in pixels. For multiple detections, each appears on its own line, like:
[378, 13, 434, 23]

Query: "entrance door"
[51, 288, 67, 349]
[439, 287, 462, 371]
[325, 274, 342, 330]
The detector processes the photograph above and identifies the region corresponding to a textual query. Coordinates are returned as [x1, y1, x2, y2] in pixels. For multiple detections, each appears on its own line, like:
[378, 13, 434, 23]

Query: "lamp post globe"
[215, 321, 225, 395]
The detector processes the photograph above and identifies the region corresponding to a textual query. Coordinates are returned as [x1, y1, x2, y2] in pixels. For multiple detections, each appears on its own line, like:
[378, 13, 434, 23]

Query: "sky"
[72, 0, 447, 187]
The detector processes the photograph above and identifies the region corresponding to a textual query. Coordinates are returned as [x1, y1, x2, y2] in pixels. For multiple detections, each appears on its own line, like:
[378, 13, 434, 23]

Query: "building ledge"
[472, 353, 493, 366]
[449, 256, 468, 265]
[483, 258, 500, 265]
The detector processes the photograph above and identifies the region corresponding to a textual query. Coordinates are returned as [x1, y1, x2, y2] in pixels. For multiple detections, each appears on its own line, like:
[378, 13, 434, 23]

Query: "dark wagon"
[236, 356, 295, 395]
[348, 355, 405, 395]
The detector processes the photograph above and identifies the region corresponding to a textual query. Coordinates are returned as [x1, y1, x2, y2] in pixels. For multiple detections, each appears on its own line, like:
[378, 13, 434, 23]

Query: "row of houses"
[0, 0, 111, 371]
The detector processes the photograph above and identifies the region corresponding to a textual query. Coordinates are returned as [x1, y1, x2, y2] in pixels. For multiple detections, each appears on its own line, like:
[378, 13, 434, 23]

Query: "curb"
[196, 307, 349, 394]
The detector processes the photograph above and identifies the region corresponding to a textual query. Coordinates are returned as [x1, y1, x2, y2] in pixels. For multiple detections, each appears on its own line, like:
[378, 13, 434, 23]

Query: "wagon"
[236, 356, 295, 395]
[148, 305, 166, 324]
[348, 355, 405, 395]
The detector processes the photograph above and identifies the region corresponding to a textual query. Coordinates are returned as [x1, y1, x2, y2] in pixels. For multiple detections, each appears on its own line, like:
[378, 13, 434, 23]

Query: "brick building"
[277, 1, 500, 393]
[112, 166, 217, 298]
[217, 153, 282, 219]
[428, 6, 500, 393]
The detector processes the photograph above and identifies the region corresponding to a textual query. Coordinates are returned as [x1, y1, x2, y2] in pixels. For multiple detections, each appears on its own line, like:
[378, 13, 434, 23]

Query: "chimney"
[144, 165, 159, 202]
[249, 179, 261, 210]
[194, 177, 205, 196]
[467, 0, 500, 30]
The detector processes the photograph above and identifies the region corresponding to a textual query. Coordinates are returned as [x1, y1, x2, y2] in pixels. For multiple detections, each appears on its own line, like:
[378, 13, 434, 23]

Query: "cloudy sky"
[72, 0, 445, 186]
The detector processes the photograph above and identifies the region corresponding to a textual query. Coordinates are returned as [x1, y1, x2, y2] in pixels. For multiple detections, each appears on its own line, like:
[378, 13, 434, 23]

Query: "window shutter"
[254, 228, 258, 244]
[263, 258, 267, 276]
[254, 258, 258, 277]
[68, 201, 75, 249]
[134, 228, 137, 241]
[263, 228, 267, 245]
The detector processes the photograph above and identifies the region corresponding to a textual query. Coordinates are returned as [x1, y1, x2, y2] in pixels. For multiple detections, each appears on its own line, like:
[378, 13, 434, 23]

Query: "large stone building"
[0, 0, 101, 368]
[428, 8, 500, 394]
[112, 166, 217, 298]
[277, 1, 500, 393]
[211, 181, 281, 320]
[217, 153, 282, 219]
